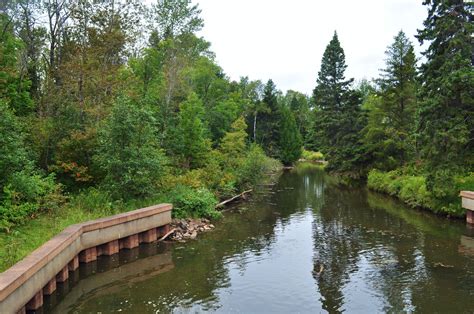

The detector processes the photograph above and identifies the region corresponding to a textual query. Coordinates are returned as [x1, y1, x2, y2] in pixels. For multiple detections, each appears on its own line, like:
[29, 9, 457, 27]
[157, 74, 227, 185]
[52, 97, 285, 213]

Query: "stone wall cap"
[460, 191, 474, 200]
[0, 203, 172, 302]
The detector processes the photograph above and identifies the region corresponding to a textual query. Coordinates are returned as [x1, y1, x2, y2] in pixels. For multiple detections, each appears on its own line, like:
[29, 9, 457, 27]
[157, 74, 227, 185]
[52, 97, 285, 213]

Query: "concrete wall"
[461, 191, 474, 224]
[0, 204, 172, 314]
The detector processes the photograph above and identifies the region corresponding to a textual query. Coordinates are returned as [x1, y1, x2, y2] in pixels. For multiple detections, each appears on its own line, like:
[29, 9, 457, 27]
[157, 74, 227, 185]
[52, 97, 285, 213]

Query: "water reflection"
[52, 163, 474, 313]
[312, 170, 474, 313]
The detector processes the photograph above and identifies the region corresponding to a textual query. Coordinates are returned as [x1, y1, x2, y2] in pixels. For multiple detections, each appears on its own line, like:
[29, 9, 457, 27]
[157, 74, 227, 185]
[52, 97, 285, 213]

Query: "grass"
[367, 169, 474, 217]
[0, 190, 171, 272]
[301, 149, 325, 162]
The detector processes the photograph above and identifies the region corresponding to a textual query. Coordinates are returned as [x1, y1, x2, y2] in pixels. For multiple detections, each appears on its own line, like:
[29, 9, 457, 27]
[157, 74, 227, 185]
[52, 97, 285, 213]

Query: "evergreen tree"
[176, 93, 211, 169]
[364, 30, 418, 170]
[286, 91, 311, 143]
[278, 106, 302, 165]
[258, 79, 281, 156]
[416, 0, 474, 197]
[312, 32, 353, 151]
[311, 32, 367, 177]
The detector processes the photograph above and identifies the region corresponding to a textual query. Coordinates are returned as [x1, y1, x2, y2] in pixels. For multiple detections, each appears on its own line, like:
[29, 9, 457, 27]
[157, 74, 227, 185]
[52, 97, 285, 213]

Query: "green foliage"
[0, 13, 33, 115]
[310, 32, 368, 178]
[368, 169, 474, 217]
[0, 101, 30, 187]
[168, 185, 220, 219]
[0, 171, 63, 232]
[278, 106, 302, 165]
[364, 31, 418, 170]
[368, 169, 434, 209]
[219, 116, 248, 158]
[150, 0, 204, 40]
[285, 91, 311, 142]
[0, 101, 63, 231]
[208, 95, 241, 142]
[237, 144, 281, 190]
[302, 149, 324, 162]
[416, 0, 474, 193]
[258, 79, 281, 156]
[175, 93, 211, 169]
[68, 188, 114, 214]
[94, 97, 166, 200]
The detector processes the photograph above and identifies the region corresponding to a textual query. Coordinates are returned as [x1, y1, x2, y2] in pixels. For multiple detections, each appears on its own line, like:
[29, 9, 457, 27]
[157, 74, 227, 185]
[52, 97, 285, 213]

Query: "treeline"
[305, 0, 473, 216]
[0, 0, 472, 232]
[0, 0, 305, 231]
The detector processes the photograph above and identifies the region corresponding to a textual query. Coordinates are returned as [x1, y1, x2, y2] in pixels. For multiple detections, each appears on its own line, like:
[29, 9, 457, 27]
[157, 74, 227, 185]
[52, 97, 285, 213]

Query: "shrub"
[0, 171, 64, 232]
[301, 149, 324, 162]
[167, 185, 220, 219]
[237, 144, 281, 190]
[367, 168, 471, 217]
[398, 176, 434, 209]
[94, 97, 166, 200]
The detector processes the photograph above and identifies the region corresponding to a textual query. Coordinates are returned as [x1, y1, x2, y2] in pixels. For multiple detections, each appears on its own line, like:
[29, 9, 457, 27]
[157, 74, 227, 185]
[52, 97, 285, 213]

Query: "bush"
[367, 169, 472, 217]
[237, 144, 281, 190]
[94, 97, 166, 200]
[0, 171, 64, 232]
[301, 149, 324, 162]
[167, 185, 220, 219]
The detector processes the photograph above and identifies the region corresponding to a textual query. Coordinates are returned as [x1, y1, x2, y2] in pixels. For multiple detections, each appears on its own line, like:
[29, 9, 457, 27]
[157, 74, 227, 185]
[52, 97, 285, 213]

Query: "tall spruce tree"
[258, 79, 281, 157]
[312, 32, 367, 177]
[364, 30, 418, 170]
[416, 0, 474, 197]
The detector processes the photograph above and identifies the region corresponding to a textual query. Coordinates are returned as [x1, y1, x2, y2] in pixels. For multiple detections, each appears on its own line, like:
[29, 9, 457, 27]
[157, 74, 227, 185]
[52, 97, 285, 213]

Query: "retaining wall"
[461, 191, 474, 224]
[0, 203, 172, 313]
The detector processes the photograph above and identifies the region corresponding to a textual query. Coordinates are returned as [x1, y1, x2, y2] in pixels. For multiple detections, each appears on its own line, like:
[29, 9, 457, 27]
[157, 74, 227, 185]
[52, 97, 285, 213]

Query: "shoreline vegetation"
[367, 169, 474, 218]
[0, 1, 472, 273]
[0, 159, 282, 272]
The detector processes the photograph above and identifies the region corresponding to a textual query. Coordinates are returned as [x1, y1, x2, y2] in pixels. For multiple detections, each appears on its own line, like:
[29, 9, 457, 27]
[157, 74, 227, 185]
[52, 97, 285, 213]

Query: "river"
[48, 163, 474, 313]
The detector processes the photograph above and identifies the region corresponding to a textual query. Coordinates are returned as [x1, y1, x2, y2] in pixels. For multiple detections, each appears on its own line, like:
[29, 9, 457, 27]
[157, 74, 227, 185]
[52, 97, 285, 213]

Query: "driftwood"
[158, 228, 176, 242]
[216, 189, 253, 208]
[313, 264, 324, 276]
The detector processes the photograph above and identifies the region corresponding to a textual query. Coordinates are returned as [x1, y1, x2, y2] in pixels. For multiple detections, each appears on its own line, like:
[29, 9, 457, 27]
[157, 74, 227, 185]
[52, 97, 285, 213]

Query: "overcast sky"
[193, 0, 427, 94]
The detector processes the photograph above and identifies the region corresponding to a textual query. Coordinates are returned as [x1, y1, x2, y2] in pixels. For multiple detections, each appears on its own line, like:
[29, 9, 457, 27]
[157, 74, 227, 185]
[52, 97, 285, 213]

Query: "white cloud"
[194, 0, 426, 94]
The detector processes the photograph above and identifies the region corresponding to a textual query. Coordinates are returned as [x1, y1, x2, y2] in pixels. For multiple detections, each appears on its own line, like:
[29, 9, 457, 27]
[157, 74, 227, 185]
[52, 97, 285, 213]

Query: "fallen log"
[216, 189, 253, 208]
[158, 228, 176, 242]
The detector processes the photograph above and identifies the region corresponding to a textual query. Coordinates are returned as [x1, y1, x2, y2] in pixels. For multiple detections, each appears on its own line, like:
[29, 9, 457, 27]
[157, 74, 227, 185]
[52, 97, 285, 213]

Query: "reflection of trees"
[271, 165, 326, 219]
[312, 177, 474, 313]
[312, 185, 365, 313]
[55, 164, 474, 313]
[59, 186, 290, 313]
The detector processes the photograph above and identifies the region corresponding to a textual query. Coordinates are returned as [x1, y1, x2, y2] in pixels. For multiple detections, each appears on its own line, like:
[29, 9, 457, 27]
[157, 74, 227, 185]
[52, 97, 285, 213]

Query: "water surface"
[49, 164, 474, 313]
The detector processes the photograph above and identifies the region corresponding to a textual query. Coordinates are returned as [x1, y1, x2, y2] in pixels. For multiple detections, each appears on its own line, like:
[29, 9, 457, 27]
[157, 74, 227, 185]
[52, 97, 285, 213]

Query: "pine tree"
[278, 106, 302, 165]
[258, 79, 281, 157]
[311, 31, 367, 177]
[416, 0, 474, 197]
[364, 30, 418, 170]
